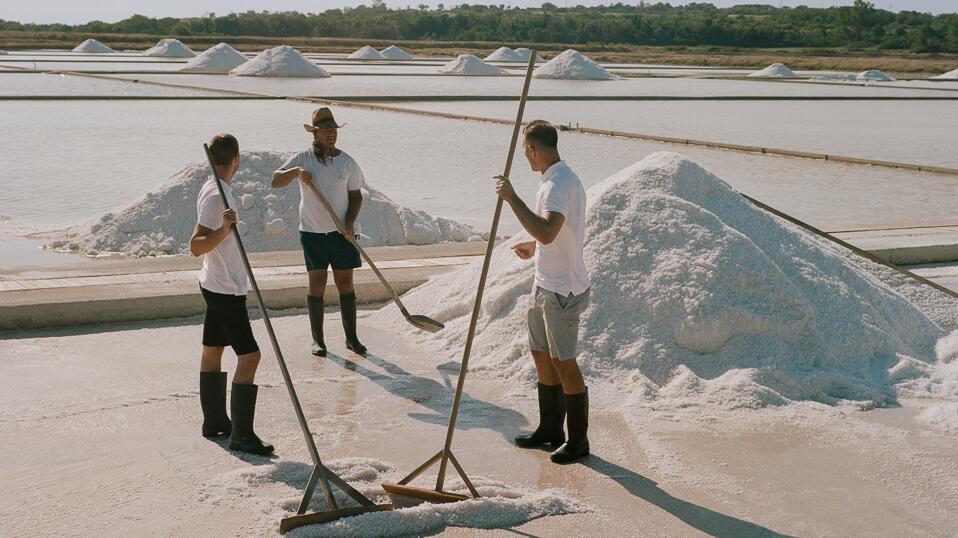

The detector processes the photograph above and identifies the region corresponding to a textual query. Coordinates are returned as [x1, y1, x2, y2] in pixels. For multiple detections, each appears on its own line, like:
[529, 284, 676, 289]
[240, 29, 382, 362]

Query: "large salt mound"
[179, 43, 247, 73]
[856, 69, 895, 81]
[380, 45, 412, 61]
[143, 38, 195, 58]
[485, 47, 522, 62]
[231, 45, 329, 78]
[53, 152, 480, 257]
[387, 152, 943, 410]
[747, 63, 795, 78]
[439, 54, 508, 76]
[931, 68, 958, 80]
[348, 45, 386, 60]
[72, 39, 114, 53]
[533, 49, 617, 81]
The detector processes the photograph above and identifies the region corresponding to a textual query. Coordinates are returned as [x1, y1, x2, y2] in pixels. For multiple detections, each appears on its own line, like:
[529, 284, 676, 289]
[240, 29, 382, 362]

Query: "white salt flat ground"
[2, 312, 956, 537]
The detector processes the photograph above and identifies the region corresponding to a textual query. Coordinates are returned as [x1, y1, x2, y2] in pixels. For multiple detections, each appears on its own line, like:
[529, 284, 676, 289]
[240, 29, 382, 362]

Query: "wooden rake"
[380, 53, 538, 503]
[303, 181, 444, 333]
[202, 145, 392, 534]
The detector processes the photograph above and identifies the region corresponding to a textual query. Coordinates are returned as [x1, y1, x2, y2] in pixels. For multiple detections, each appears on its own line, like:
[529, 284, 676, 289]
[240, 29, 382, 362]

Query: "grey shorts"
[528, 286, 590, 360]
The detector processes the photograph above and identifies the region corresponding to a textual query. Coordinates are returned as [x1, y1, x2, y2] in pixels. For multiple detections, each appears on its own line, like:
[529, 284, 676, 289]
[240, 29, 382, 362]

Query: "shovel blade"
[407, 314, 444, 333]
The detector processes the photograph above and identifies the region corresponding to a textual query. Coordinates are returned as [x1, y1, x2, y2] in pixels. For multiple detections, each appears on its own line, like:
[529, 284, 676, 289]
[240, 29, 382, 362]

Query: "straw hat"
[303, 107, 345, 132]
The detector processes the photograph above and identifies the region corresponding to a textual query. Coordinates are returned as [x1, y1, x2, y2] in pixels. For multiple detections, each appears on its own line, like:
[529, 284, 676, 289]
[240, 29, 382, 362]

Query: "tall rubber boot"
[340, 292, 367, 355]
[306, 295, 327, 357]
[550, 388, 589, 464]
[229, 383, 274, 455]
[514, 383, 566, 448]
[200, 371, 231, 437]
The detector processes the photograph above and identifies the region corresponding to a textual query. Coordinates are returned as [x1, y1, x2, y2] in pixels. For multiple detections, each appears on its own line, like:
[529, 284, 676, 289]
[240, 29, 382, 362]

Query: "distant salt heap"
[747, 63, 795, 78]
[380, 45, 413, 60]
[180, 43, 247, 73]
[0, 50, 6, 55]
[348, 45, 386, 60]
[72, 39, 114, 53]
[53, 152, 480, 257]
[533, 49, 618, 80]
[514, 48, 543, 62]
[388, 152, 942, 411]
[439, 54, 508, 76]
[930, 68, 958, 80]
[143, 38, 195, 58]
[230, 45, 329, 78]
[485, 47, 522, 62]
[856, 69, 895, 81]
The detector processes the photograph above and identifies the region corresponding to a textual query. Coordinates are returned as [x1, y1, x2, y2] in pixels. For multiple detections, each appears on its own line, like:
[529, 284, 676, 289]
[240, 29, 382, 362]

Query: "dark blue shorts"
[300, 231, 361, 271]
[200, 286, 259, 356]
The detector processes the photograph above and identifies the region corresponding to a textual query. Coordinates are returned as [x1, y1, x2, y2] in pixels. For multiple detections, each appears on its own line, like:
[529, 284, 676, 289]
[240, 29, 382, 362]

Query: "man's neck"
[539, 154, 561, 173]
[216, 167, 234, 185]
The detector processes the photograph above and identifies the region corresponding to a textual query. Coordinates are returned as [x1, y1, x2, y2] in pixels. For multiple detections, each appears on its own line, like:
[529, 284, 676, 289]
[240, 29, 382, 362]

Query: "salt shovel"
[302, 180, 444, 333]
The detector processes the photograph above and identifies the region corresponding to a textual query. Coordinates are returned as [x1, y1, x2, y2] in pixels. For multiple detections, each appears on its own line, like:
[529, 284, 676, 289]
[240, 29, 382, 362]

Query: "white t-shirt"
[278, 148, 366, 233]
[534, 160, 591, 296]
[196, 178, 248, 296]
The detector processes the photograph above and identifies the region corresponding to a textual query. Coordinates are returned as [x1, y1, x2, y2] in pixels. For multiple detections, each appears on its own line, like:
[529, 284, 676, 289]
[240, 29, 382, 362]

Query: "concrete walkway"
[0, 242, 487, 331]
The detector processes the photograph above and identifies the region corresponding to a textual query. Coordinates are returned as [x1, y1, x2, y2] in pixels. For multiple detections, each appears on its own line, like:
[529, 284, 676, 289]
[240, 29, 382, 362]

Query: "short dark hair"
[208, 133, 239, 166]
[523, 120, 558, 150]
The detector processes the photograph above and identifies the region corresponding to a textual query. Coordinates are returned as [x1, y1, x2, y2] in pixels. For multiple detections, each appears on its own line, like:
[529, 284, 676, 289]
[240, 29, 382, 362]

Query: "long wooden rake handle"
[202, 145, 371, 512]
[434, 53, 538, 490]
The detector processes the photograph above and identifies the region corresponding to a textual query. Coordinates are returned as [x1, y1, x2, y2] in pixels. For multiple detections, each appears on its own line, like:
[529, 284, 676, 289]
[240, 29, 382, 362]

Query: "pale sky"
[0, 0, 953, 25]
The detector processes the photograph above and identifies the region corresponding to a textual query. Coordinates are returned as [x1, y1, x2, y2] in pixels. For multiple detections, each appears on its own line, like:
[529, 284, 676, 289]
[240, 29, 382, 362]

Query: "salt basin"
[231, 45, 329, 78]
[485, 47, 522, 62]
[179, 43, 247, 73]
[931, 68, 958, 80]
[856, 69, 895, 81]
[533, 49, 618, 80]
[747, 63, 796, 78]
[439, 54, 508, 76]
[72, 38, 114, 53]
[52, 152, 480, 257]
[387, 152, 943, 412]
[348, 45, 386, 60]
[142, 38, 195, 58]
[380, 45, 413, 60]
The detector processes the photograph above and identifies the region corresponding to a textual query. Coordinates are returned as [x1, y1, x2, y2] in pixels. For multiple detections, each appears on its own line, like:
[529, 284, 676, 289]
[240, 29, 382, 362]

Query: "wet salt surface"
[394, 99, 958, 169]
[0, 72, 227, 96]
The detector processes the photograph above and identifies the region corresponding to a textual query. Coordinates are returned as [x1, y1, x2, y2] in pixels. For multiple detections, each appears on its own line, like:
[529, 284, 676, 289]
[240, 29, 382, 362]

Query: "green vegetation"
[1, 1, 957, 53]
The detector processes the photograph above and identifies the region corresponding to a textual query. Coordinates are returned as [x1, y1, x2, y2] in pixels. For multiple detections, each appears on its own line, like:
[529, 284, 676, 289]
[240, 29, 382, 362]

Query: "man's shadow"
[325, 352, 528, 442]
[584, 455, 795, 538]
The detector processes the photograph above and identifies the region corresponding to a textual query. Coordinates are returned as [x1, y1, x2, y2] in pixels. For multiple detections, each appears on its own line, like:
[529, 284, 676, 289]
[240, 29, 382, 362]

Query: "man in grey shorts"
[493, 120, 592, 464]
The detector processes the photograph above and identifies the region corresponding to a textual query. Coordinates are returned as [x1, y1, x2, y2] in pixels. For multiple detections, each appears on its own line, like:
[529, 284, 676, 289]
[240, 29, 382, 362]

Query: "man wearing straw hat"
[272, 108, 368, 357]
[493, 120, 592, 464]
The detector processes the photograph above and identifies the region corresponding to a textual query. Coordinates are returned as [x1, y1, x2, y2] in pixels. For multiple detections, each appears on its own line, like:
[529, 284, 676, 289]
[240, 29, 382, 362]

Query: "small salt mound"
[439, 54, 508, 76]
[533, 49, 618, 81]
[856, 69, 895, 81]
[514, 48, 544, 62]
[52, 151, 479, 257]
[485, 47, 522, 62]
[380, 45, 412, 61]
[72, 39, 114, 53]
[180, 43, 247, 73]
[348, 46, 386, 60]
[231, 45, 329, 78]
[930, 68, 958, 80]
[389, 152, 943, 410]
[143, 38, 195, 58]
[747, 63, 795, 78]
[0, 50, 6, 55]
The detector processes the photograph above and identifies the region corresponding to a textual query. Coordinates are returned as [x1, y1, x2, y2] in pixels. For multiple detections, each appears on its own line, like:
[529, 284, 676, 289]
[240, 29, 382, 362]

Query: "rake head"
[407, 314, 444, 333]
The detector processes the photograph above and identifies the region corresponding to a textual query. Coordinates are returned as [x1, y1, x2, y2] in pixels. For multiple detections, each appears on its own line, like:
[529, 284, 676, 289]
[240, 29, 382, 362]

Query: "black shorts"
[200, 286, 259, 356]
[300, 231, 362, 271]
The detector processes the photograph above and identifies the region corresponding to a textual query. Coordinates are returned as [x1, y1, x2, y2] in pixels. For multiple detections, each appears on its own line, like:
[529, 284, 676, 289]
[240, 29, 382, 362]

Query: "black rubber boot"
[514, 383, 566, 448]
[340, 292, 367, 356]
[200, 371, 231, 437]
[229, 383, 274, 455]
[306, 295, 327, 357]
[550, 388, 589, 464]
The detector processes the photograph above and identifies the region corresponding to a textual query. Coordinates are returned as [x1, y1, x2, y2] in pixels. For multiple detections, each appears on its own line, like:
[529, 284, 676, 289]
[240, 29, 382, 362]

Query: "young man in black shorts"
[190, 133, 273, 455]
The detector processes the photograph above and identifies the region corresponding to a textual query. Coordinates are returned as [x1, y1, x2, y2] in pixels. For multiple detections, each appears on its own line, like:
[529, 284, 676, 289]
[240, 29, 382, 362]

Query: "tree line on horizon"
[2, 1, 957, 53]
